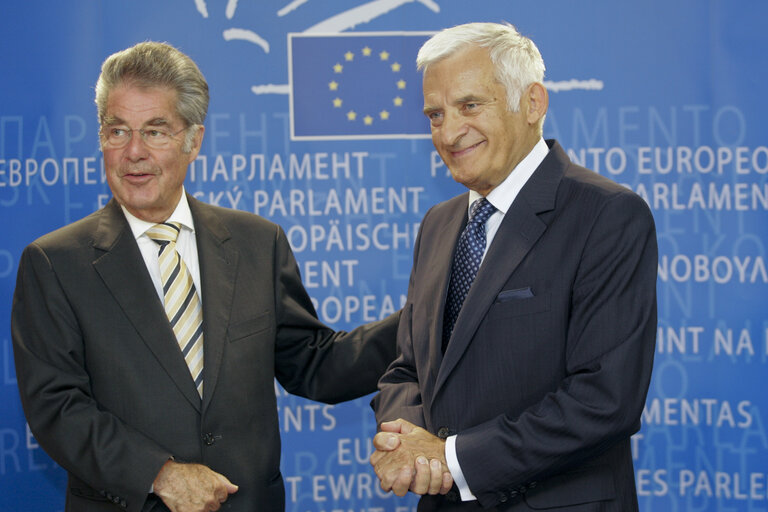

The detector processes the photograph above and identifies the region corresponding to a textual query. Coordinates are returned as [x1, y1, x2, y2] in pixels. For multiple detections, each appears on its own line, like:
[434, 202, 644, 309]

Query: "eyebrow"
[453, 94, 485, 105]
[423, 94, 488, 114]
[102, 116, 172, 127]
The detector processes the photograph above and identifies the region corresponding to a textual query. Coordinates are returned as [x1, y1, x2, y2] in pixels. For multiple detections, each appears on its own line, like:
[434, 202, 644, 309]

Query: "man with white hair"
[371, 22, 657, 511]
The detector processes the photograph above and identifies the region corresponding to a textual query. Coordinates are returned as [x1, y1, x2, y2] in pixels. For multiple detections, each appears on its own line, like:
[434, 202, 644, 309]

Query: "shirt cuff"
[445, 435, 476, 501]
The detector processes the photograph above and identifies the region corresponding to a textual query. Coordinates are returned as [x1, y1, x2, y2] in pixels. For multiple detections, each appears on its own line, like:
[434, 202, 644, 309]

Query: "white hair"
[417, 22, 545, 112]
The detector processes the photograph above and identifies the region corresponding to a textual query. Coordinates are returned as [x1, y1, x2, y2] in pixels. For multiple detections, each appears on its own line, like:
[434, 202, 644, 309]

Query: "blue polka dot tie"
[443, 198, 496, 351]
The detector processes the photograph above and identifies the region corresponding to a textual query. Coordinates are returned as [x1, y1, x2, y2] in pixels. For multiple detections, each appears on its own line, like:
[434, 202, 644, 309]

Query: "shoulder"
[528, 141, 654, 237]
[423, 192, 468, 222]
[565, 164, 651, 219]
[16, 206, 120, 278]
[28, 207, 107, 253]
[189, 196, 285, 241]
[548, 144, 652, 220]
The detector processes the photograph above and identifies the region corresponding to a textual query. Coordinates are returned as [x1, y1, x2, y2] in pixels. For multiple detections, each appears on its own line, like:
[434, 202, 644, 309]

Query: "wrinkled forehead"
[103, 84, 180, 126]
[422, 48, 498, 97]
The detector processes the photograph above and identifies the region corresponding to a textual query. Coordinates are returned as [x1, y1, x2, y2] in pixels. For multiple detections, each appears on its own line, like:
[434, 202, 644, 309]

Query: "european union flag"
[289, 32, 433, 141]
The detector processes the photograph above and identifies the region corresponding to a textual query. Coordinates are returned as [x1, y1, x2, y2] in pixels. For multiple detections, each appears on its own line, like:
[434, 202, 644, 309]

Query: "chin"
[450, 170, 476, 186]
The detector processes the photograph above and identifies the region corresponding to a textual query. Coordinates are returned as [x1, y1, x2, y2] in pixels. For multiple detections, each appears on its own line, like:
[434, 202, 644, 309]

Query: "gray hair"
[95, 41, 208, 152]
[417, 22, 545, 112]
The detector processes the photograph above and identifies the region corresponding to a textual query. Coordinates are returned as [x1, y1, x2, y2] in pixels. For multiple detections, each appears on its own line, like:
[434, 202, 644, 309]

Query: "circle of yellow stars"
[327, 46, 406, 126]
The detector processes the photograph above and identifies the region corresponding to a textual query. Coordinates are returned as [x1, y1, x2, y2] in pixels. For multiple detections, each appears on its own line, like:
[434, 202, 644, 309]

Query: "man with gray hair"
[12, 41, 398, 512]
[370, 22, 657, 511]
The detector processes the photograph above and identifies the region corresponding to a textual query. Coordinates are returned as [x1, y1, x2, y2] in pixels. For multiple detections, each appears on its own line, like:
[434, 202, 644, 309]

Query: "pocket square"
[496, 287, 534, 302]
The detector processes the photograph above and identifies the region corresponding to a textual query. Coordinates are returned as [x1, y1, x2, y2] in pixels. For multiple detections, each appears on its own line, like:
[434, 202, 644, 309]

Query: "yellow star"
[333, 63, 343, 73]
[333, 98, 342, 108]
[393, 96, 403, 106]
[379, 110, 390, 120]
[362, 46, 372, 56]
[346, 110, 357, 121]
[379, 50, 389, 60]
[328, 81, 339, 91]
[364, 115, 373, 125]
[391, 62, 401, 72]
[344, 51, 354, 61]
[397, 79, 406, 89]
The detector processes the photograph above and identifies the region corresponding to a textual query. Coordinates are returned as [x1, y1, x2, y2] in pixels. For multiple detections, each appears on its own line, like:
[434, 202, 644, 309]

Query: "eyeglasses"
[101, 126, 189, 149]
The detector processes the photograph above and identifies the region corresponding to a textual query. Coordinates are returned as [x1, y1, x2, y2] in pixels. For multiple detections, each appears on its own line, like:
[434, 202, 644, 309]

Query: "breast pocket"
[227, 311, 272, 343]
[488, 291, 551, 319]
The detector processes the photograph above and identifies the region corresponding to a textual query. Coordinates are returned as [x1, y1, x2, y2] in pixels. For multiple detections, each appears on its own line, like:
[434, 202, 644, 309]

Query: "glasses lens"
[103, 129, 128, 148]
[143, 129, 170, 149]
[102, 126, 186, 148]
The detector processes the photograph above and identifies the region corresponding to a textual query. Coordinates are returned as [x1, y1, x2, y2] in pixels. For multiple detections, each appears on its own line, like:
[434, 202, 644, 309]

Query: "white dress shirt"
[445, 138, 549, 501]
[121, 190, 201, 494]
[121, 190, 202, 305]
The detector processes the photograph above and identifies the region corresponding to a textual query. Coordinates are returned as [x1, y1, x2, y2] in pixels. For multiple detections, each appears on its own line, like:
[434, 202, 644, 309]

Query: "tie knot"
[469, 198, 495, 226]
[146, 222, 182, 246]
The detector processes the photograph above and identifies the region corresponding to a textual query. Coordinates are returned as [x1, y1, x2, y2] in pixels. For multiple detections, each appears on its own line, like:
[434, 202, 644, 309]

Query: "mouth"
[121, 170, 157, 182]
[449, 140, 485, 158]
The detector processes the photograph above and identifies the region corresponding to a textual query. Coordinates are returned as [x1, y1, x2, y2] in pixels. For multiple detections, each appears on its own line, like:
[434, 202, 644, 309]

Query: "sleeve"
[11, 243, 171, 512]
[457, 192, 658, 507]
[371, 214, 428, 428]
[270, 225, 400, 404]
[446, 435, 476, 500]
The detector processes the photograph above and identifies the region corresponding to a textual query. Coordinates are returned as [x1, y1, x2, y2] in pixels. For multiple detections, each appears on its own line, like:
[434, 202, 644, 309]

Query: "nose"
[437, 110, 468, 147]
[123, 131, 150, 160]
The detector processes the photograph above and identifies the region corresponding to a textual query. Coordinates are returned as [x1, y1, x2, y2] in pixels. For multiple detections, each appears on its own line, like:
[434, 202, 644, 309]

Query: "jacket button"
[437, 427, 451, 439]
[498, 492, 508, 502]
[203, 433, 216, 445]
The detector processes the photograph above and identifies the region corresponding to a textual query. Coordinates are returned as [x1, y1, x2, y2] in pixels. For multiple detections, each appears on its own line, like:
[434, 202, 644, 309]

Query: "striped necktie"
[146, 222, 204, 398]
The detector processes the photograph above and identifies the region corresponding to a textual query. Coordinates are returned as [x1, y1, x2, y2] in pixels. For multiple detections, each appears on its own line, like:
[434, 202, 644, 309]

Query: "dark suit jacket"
[374, 140, 657, 511]
[12, 195, 398, 512]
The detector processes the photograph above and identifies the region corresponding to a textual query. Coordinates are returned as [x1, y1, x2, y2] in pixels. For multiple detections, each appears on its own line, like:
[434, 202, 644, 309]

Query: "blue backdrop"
[1, 1, 767, 511]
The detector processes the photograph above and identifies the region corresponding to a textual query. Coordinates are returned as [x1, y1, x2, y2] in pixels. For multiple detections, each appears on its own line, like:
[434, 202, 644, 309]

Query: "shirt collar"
[121, 189, 196, 240]
[468, 138, 549, 215]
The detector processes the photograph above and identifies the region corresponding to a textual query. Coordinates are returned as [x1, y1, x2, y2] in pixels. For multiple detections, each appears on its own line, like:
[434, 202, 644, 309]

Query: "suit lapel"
[188, 196, 238, 410]
[420, 195, 469, 391]
[434, 141, 566, 397]
[91, 200, 203, 411]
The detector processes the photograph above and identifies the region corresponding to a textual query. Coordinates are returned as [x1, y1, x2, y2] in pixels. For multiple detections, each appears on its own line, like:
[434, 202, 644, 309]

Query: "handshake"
[370, 419, 455, 496]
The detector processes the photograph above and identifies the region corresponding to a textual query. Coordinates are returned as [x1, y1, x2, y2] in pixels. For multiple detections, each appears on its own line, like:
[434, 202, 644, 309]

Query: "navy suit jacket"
[374, 140, 657, 511]
[12, 195, 398, 512]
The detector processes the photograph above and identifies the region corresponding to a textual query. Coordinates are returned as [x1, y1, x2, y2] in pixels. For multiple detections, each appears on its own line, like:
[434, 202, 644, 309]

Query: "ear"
[186, 124, 205, 162]
[524, 82, 548, 125]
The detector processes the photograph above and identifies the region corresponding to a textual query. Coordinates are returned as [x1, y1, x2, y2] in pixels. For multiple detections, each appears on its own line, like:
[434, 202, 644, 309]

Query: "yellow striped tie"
[146, 222, 204, 398]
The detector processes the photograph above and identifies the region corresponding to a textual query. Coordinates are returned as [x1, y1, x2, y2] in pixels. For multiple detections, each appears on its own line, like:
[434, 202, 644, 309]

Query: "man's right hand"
[371, 419, 454, 496]
[153, 460, 238, 512]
